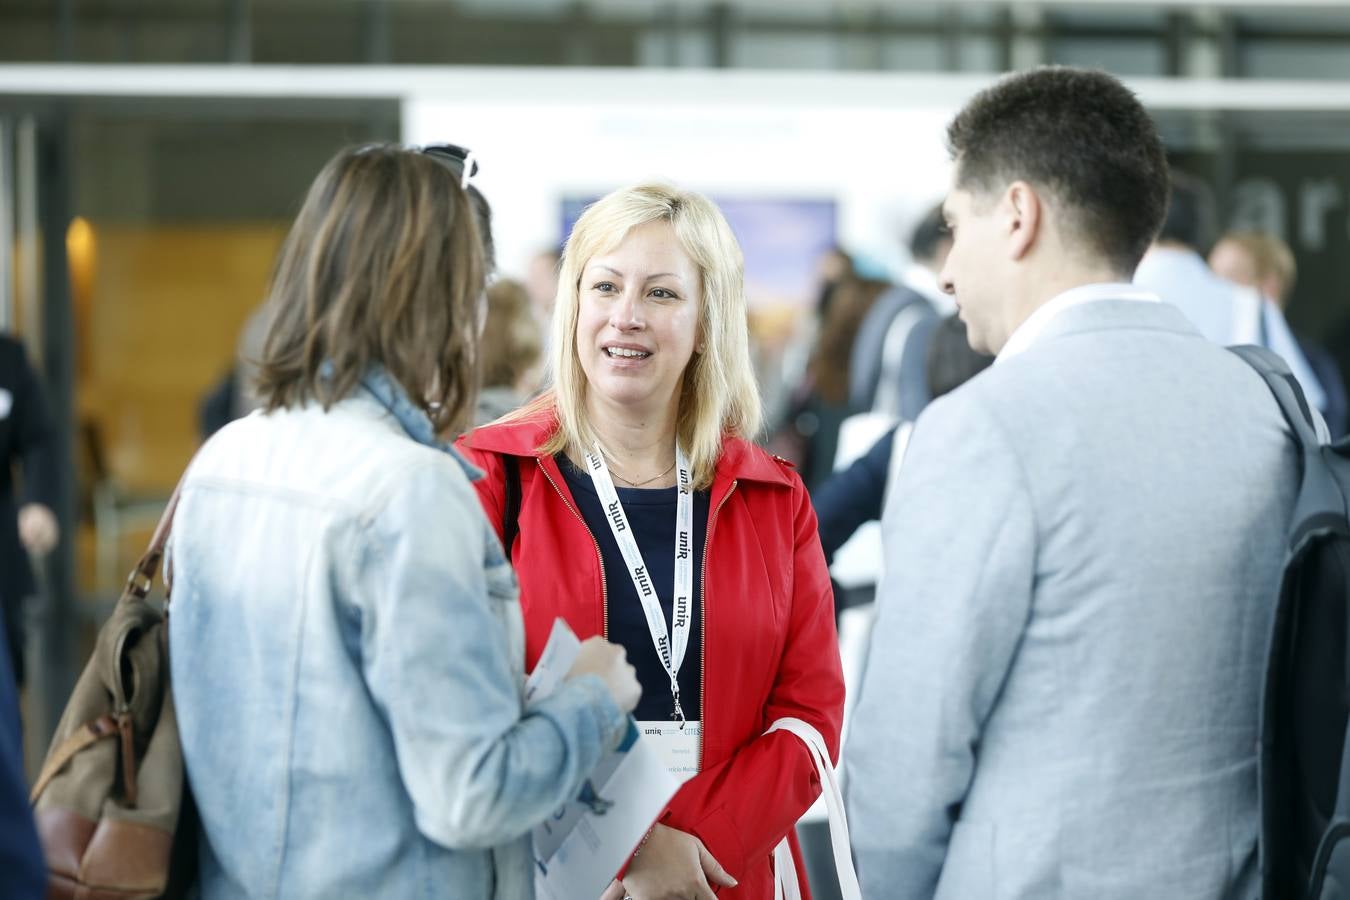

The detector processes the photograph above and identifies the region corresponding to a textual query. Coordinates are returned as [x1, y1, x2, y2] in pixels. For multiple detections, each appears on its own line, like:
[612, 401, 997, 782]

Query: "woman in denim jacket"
[168, 144, 641, 899]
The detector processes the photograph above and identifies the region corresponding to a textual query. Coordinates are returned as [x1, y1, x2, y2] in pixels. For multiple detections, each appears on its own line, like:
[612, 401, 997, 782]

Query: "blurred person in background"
[1210, 229, 1348, 437]
[199, 302, 271, 439]
[1135, 172, 1330, 424]
[766, 247, 855, 430]
[812, 246, 855, 321]
[458, 183, 844, 900]
[525, 245, 563, 327]
[476, 277, 544, 425]
[523, 246, 563, 374]
[848, 203, 952, 420]
[1209, 229, 1296, 308]
[0, 605, 42, 898]
[815, 313, 992, 570]
[0, 332, 59, 688]
[170, 144, 640, 900]
[846, 67, 1298, 899]
[771, 277, 888, 491]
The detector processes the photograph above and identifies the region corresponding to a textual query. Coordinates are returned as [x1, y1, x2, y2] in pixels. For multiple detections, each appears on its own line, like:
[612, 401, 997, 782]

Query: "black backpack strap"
[1338, 716, 1350, 821]
[1229, 344, 1322, 450]
[1228, 345, 1346, 550]
[1236, 346, 1350, 798]
[502, 454, 521, 558]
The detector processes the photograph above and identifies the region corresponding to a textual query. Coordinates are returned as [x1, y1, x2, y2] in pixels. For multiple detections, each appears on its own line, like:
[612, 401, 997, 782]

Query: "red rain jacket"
[457, 412, 845, 898]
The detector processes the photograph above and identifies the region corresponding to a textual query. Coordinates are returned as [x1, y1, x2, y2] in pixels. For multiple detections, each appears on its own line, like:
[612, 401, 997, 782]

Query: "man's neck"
[1005, 263, 1130, 338]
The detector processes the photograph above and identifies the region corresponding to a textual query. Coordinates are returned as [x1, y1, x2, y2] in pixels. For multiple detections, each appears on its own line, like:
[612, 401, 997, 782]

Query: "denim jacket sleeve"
[352, 457, 628, 850]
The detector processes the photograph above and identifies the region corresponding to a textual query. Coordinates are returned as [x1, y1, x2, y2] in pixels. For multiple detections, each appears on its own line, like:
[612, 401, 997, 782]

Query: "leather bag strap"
[29, 715, 119, 803]
[124, 463, 193, 604]
[29, 456, 198, 807]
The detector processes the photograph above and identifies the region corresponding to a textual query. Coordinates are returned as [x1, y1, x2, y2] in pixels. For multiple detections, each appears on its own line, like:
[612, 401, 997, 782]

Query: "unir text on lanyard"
[584, 441, 694, 725]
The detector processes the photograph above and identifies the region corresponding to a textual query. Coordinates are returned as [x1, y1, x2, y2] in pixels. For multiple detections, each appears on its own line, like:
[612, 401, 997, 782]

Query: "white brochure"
[527, 619, 680, 900]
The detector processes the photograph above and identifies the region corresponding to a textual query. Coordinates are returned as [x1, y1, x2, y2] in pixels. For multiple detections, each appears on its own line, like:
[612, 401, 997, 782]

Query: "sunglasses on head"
[419, 143, 479, 190]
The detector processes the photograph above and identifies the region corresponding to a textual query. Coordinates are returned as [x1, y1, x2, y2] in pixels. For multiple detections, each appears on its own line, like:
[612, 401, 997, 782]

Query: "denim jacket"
[168, 370, 626, 899]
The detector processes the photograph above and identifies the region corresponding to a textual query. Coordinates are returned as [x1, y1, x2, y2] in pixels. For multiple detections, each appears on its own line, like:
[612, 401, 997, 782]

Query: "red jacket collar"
[462, 410, 793, 488]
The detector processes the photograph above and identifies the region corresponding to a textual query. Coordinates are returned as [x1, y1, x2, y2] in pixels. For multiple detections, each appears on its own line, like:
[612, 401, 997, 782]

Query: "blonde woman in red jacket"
[457, 183, 844, 900]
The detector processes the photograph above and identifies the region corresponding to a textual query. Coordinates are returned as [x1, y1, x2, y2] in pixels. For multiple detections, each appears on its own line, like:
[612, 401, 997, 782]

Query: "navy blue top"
[559, 455, 708, 722]
[813, 424, 898, 564]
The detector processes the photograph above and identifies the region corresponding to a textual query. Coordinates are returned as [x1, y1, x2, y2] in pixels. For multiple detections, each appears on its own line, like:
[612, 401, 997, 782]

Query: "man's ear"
[1003, 180, 1041, 262]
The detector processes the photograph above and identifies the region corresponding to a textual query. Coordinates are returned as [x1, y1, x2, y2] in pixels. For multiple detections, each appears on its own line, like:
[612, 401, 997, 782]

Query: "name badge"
[638, 720, 701, 784]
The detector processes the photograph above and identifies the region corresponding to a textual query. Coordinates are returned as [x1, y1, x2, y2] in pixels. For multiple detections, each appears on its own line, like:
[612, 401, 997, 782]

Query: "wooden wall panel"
[78, 222, 288, 493]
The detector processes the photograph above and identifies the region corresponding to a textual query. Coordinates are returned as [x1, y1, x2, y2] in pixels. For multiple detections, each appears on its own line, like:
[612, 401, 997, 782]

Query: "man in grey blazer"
[844, 66, 1298, 899]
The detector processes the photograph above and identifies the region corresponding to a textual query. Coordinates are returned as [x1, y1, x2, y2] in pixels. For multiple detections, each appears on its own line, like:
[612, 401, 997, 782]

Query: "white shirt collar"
[996, 282, 1161, 364]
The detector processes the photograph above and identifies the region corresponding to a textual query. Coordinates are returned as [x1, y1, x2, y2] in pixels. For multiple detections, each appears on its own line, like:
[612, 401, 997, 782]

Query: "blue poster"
[561, 195, 836, 311]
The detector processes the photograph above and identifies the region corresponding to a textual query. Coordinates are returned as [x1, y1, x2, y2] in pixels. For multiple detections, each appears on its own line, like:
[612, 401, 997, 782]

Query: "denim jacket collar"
[357, 366, 483, 482]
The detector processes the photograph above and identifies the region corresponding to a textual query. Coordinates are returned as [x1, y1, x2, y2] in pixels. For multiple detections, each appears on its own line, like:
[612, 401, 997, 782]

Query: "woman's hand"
[567, 636, 641, 713]
[18, 503, 58, 556]
[600, 824, 738, 900]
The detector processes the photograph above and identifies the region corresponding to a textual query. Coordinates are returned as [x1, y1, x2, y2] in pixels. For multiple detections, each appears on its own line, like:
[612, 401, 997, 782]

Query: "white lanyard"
[584, 441, 694, 723]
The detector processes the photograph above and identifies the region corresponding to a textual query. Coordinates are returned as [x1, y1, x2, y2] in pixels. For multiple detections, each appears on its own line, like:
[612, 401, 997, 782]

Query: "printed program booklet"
[526, 619, 679, 900]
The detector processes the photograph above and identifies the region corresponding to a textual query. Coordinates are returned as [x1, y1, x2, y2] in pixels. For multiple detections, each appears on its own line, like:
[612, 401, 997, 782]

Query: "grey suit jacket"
[844, 299, 1297, 900]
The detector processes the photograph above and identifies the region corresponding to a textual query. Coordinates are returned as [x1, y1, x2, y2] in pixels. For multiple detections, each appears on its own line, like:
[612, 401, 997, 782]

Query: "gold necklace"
[611, 460, 676, 488]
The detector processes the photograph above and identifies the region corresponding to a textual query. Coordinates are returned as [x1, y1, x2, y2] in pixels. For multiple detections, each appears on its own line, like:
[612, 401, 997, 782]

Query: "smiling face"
[576, 219, 702, 422]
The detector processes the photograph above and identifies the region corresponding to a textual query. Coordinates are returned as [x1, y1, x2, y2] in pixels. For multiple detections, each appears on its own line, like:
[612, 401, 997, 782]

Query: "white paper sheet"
[528, 619, 680, 900]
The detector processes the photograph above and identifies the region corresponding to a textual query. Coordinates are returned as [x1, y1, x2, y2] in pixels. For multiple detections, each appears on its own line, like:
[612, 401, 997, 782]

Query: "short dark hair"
[909, 202, 950, 265]
[255, 143, 486, 433]
[946, 66, 1169, 274]
[1157, 170, 1213, 252]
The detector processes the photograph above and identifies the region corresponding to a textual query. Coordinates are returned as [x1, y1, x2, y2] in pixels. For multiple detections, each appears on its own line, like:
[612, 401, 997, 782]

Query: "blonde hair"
[1217, 230, 1297, 300]
[517, 183, 761, 489]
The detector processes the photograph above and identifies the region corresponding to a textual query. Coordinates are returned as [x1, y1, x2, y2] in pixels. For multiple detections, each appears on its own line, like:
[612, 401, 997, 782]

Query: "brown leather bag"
[29, 481, 196, 899]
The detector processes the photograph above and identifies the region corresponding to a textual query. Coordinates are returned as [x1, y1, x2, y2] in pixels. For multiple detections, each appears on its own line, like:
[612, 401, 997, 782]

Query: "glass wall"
[5, 1, 1350, 79]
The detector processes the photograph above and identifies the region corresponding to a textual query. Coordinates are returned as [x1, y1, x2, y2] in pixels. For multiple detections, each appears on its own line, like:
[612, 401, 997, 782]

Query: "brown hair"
[808, 277, 888, 406]
[254, 143, 486, 434]
[480, 277, 542, 390]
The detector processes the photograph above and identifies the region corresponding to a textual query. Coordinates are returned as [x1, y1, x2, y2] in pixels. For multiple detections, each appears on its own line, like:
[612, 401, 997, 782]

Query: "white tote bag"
[765, 718, 861, 900]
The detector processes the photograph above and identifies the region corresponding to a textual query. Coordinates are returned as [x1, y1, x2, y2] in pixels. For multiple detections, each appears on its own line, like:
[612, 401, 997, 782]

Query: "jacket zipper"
[538, 456, 736, 765]
[536, 458, 610, 638]
[699, 479, 737, 771]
